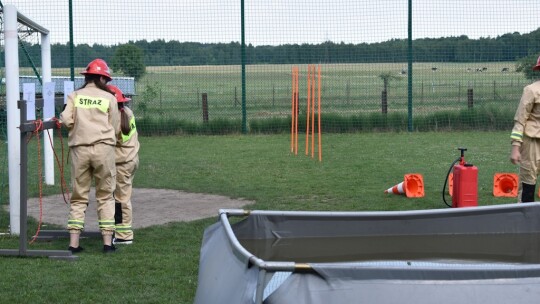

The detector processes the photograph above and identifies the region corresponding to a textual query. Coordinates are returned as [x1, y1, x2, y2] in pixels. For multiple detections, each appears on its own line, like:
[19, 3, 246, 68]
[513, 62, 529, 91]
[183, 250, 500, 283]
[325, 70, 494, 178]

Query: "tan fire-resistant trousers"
[67, 143, 116, 235]
[518, 135, 540, 202]
[114, 155, 139, 240]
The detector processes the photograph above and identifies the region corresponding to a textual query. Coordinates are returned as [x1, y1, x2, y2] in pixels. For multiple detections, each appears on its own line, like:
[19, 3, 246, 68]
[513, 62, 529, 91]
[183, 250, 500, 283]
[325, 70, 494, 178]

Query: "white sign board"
[22, 82, 36, 121]
[43, 82, 56, 119]
[63, 81, 74, 104]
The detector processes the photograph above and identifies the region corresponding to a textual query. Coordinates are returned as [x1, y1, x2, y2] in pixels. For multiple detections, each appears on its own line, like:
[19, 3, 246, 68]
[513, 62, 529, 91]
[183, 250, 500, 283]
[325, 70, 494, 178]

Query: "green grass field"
[13, 62, 527, 127]
[133, 62, 527, 123]
[0, 131, 521, 303]
[3, 62, 524, 136]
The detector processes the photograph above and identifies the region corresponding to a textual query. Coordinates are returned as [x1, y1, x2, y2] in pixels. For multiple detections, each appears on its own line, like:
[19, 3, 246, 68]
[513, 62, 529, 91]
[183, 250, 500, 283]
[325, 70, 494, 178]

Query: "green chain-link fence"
[1, 0, 540, 136]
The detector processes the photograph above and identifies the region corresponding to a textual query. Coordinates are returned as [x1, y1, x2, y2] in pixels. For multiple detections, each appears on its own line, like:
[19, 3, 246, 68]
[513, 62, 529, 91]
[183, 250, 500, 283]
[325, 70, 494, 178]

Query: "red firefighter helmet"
[81, 58, 112, 81]
[533, 55, 540, 71]
[107, 85, 131, 103]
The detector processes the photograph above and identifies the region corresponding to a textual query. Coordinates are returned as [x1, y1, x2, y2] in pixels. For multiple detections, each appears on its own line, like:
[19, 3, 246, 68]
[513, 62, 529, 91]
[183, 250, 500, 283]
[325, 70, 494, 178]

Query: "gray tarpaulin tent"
[195, 204, 540, 304]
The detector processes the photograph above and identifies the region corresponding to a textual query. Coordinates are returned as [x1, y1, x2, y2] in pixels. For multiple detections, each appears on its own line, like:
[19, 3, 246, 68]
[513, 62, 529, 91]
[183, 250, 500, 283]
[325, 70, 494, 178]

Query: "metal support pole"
[5, 4, 21, 235]
[42, 31, 55, 185]
[18, 100, 29, 255]
[407, 0, 413, 132]
[69, 0, 75, 81]
[254, 269, 268, 304]
[240, 0, 247, 134]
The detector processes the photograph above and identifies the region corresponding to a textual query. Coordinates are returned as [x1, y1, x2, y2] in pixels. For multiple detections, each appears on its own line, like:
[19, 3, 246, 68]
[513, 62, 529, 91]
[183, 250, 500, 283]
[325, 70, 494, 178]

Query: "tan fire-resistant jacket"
[60, 83, 120, 147]
[511, 80, 540, 147]
[116, 106, 140, 164]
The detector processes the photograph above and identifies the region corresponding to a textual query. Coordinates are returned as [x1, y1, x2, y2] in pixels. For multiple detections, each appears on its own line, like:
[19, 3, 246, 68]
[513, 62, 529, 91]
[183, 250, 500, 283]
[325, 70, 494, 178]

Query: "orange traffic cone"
[493, 173, 518, 197]
[384, 174, 425, 198]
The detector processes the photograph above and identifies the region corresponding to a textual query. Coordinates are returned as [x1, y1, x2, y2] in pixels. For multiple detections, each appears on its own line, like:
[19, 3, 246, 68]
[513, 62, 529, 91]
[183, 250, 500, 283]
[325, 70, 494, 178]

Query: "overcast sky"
[3, 0, 540, 46]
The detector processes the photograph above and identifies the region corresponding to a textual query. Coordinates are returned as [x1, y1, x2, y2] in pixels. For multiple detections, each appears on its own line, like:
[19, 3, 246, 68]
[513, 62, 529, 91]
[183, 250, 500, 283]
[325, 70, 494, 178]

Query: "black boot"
[103, 244, 116, 253]
[521, 183, 536, 203]
[68, 246, 84, 253]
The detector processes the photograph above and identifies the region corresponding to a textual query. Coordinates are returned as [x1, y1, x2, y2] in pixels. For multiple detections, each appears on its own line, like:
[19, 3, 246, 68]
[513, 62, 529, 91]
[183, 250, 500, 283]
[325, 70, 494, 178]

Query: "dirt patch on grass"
[25, 188, 255, 232]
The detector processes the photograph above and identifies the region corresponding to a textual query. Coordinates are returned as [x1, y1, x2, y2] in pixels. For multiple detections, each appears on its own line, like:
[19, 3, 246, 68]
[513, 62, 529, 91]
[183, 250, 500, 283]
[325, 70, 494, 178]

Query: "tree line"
[6, 28, 540, 68]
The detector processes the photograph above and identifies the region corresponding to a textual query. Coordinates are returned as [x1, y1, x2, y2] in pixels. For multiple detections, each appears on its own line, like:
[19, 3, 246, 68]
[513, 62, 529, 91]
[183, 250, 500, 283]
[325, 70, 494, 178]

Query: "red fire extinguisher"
[443, 148, 478, 208]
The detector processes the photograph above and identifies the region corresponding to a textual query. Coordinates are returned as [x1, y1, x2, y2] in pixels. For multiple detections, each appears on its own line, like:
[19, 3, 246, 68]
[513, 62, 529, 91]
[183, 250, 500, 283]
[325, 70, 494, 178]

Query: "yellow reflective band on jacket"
[511, 131, 523, 141]
[75, 94, 110, 113]
[67, 219, 85, 229]
[115, 225, 132, 232]
[121, 116, 137, 143]
[99, 220, 116, 229]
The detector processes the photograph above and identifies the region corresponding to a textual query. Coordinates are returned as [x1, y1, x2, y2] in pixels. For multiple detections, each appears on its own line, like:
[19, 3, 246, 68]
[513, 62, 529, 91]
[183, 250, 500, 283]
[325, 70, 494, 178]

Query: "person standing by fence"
[60, 58, 120, 253]
[510, 55, 540, 203]
[108, 85, 140, 245]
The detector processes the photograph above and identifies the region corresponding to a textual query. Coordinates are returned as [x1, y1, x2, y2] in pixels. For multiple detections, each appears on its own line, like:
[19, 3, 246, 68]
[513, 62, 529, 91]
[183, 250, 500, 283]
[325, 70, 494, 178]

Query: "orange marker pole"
[295, 67, 299, 154]
[295, 67, 299, 155]
[317, 65, 322, 162]
[311, 65, 315, 158]
[291, 67, 295, 153]
[305, 65, 312, 155]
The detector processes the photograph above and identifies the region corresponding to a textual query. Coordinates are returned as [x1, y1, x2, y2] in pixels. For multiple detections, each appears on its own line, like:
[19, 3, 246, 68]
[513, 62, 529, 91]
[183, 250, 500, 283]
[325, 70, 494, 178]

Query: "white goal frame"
[3, 4, 53, 235]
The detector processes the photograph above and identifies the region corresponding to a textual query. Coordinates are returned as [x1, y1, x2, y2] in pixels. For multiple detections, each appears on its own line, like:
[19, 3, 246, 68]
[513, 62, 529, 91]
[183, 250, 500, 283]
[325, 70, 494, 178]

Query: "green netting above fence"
[1, 0, 540, 136]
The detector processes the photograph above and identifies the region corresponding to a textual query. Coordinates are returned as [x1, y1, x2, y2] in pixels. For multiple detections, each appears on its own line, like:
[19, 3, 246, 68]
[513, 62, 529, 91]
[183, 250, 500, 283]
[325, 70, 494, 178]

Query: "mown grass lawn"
[0, 131, 519, 303]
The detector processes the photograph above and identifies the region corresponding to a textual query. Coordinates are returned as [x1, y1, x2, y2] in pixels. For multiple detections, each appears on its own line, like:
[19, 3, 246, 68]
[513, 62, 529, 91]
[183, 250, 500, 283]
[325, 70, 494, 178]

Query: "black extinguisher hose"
[442, 157, 461, 208]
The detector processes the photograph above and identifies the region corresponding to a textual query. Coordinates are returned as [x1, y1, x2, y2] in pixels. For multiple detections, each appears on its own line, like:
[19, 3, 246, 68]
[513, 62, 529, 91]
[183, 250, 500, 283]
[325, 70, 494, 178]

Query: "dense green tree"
[111, 44, 146, 80]
[12, 27, 540, 70]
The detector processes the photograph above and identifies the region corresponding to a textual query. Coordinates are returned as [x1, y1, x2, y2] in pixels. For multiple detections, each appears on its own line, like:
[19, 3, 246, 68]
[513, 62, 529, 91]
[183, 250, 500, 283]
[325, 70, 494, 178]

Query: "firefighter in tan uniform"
[510, 55, 540, 203]
[60, 59, 120, 253]
[108, 85, 140, 245]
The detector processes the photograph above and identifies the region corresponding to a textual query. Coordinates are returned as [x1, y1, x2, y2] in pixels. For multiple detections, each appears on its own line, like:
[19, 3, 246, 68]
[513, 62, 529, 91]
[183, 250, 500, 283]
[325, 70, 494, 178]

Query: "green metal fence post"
[69, 0, 75, 81]
[241, 0, 247, 134]
[407, 0, 413, 132]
